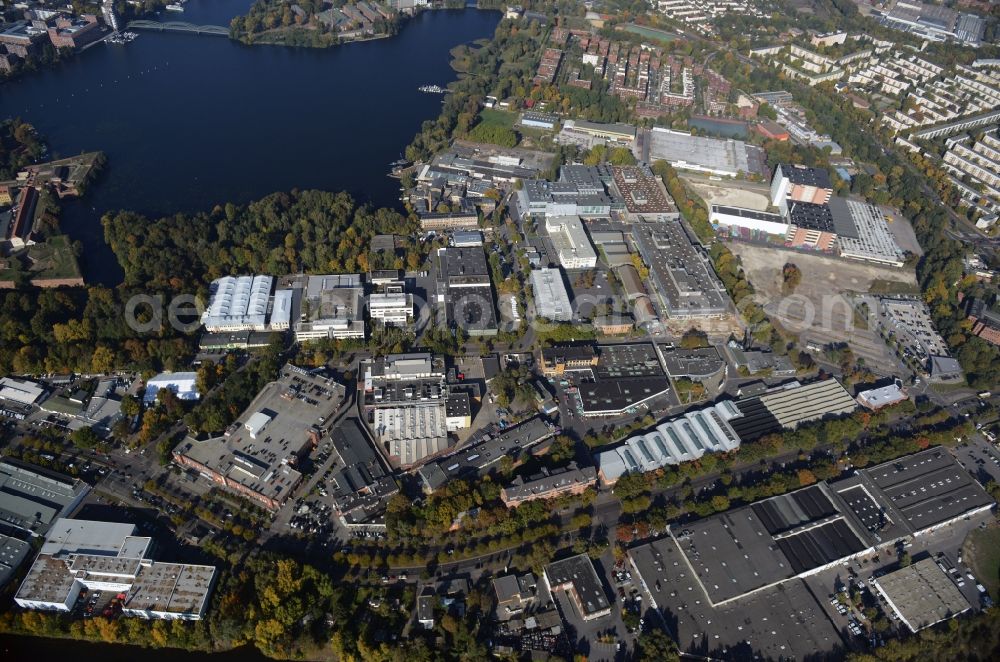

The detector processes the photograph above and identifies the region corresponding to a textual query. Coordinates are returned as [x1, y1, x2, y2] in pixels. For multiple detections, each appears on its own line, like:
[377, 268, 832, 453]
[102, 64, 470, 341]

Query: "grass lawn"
[478, 108, 517, 129]
[964, 522, 1000, 600]
[618, 23, 681, 43]
[867, 278, 921, 295]
[31, 235, 81, 279]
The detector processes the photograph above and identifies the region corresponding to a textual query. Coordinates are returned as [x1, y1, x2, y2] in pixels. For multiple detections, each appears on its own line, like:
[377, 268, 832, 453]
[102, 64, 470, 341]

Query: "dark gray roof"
[660, 346, 726, 378]
[438, 246, 490, 279]
[578, 376, 671, 414]
[856, 447, 994, 534]
[629, 537, 843, 659]
[827, 196, 860, 239]
[778, 164, 832, 189]
[788, 201, 836, 232]
[419, 417, 553, 490]
[544, 553, 609, 617]
[729, 397, 781, 441]
[446, 392, 471, 417]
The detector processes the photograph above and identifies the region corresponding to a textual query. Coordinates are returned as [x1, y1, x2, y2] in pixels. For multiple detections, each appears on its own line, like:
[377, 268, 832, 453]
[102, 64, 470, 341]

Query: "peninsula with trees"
[229, 0, 402, 48]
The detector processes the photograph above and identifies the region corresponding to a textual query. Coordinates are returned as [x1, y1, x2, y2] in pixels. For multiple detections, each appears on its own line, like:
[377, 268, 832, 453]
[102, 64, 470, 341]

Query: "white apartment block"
[848, 52, 943, 99]
[659, 65, 695, 105]
[657, 0, 763, 35]
[880, 59, 1000, 135]
[943, 130, 1000, 223]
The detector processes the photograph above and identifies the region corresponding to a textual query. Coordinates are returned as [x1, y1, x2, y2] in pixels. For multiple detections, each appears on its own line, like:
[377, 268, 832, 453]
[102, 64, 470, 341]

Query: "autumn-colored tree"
[798, 468, 818, 486]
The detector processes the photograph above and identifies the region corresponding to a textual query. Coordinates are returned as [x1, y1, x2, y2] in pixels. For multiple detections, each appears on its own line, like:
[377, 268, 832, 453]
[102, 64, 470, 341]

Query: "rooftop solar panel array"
[729, 397, 781, 441]
[751, 485, 838, 535]
[775, 519, 868, 574]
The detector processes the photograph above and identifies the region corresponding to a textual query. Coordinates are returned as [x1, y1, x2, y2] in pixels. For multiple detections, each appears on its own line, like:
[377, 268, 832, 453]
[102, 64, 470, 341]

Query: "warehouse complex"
[417, 417, 554, 492]
[201, 273, 369, 340]
[710, 164, 907, 267]
[872, 558, 972, 632]
[633, 447, 992, 604]
[648, 127, 765, 178]
[284, 273, 366, 341]
[831, 199, 907, 267]
[629, 448, 993, 655]
[575, 343, 673, 417]
[14, 519, 216, 621]
[201, 275, 274, 332]
[596, 378, 856, 484]
[596, 400, 744, 483]
[436, 246, 499, 336]
[361, 353, 471, 467]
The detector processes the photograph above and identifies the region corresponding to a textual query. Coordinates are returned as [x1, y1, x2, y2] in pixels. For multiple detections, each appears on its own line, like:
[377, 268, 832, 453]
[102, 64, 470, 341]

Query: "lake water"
[0, 2, 500, 285]
[0, 634, 271, 661]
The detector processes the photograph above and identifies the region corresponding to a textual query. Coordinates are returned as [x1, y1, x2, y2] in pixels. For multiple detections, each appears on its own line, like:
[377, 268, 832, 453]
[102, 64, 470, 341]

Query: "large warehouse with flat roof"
[755, 378, 856, 429]
[851, 446, 995, 535]
[629, 536, 843, 658]
[633, 447, 993, 611]
[648, 128, 761, 177]
[0, 459, 90, 537]
[631, 221, 731, 319]
[670, 482, 872, 606]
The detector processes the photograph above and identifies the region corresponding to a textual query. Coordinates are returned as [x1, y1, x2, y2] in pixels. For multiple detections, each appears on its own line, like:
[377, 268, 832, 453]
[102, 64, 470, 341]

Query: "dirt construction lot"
[727, 242, 917, 373]
[685, 178, 772, 212]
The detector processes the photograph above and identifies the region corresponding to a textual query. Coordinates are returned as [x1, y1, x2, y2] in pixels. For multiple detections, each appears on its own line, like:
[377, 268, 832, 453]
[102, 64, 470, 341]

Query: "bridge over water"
[127, 20, 230, 36]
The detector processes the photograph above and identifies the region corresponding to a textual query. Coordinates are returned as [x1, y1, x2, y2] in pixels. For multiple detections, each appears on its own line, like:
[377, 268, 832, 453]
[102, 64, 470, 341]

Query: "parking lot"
[952, 434, 1000, 486]
[564, 267, 618, 320]
[266, 436, 362, 547]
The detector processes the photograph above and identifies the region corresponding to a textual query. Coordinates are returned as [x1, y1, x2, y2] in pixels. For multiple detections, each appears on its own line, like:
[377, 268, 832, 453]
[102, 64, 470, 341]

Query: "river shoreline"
[0, 632, 274, 661]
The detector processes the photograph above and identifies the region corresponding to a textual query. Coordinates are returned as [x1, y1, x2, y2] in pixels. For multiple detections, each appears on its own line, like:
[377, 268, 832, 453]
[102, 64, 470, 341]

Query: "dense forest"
[0, 119, 45, 179]
[104, 189, 415, 291]
[230, 0, 400, 48]
[0, 190, 418, 375]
